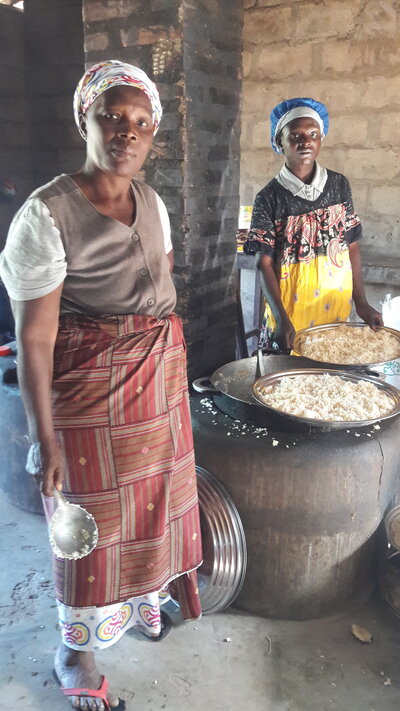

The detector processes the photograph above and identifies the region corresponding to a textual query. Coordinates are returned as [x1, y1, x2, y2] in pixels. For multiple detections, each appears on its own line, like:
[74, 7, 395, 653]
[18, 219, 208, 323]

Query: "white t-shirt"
[0, 192, 172, 302]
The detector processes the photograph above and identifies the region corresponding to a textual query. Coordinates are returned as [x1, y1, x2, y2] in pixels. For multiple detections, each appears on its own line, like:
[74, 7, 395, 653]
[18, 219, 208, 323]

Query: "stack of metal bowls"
[196, 466, 247, 614]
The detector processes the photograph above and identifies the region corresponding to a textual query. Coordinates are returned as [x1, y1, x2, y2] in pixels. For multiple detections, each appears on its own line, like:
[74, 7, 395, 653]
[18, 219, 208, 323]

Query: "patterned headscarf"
[270, 98, 329, 153]
[73, 60, 163, 140]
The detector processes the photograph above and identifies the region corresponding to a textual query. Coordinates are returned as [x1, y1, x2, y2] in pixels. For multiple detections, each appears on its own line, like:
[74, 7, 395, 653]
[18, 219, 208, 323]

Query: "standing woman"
[0, 61, 202, 710]
[245, 97, 383, 352]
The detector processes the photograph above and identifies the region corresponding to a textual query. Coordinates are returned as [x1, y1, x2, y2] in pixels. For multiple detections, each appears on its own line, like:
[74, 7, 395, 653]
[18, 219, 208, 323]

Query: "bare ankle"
[57, 643, 94, 668]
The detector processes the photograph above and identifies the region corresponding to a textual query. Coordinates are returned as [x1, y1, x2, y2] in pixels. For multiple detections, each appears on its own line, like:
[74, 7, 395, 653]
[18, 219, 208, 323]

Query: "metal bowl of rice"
[252, 368, 400, 430]
[292, 322, 400, 369]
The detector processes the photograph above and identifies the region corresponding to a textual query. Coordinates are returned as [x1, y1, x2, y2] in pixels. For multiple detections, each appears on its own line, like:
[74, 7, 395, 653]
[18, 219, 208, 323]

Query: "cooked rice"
[256, 373, 394, 421]
[297, 326, 400, 364]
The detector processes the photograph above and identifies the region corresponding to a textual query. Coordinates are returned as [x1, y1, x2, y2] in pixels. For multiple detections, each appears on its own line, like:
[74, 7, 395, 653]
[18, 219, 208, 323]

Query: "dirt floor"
[1, 491, 400, 711]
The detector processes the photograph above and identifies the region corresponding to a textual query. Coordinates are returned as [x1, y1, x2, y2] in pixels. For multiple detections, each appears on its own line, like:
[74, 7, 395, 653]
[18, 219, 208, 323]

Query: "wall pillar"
[83, 0, 243, 378]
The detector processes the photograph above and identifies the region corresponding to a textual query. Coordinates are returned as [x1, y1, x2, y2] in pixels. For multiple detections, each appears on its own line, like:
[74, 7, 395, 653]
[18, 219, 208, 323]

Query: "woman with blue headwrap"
[0, 61, 202, 709]
[245, 97, 383, 352]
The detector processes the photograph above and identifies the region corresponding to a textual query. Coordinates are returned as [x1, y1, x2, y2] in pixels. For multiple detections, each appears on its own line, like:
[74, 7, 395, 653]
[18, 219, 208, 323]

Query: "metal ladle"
[48, 489, 99, 560]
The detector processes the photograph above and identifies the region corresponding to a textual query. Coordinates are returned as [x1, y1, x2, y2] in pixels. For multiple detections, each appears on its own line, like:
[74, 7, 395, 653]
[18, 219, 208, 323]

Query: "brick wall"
[0, 6, 32, 251]
[24, 0, 85, 188]
[241, 0, 400, 300]
[83, 0, 243, 378]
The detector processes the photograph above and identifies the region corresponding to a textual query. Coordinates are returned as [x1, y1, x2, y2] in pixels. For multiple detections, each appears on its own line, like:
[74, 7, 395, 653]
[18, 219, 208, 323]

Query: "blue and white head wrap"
[270, 98, 329, 154]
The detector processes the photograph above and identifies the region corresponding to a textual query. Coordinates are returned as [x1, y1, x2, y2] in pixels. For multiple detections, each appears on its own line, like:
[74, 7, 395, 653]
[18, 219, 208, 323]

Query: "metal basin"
[192, 355, 385, 432]
[252, 368, 400, 431]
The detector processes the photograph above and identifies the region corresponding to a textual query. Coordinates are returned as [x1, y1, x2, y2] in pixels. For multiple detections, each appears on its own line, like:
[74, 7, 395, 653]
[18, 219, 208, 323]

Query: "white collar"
[276, 162, 327, 200]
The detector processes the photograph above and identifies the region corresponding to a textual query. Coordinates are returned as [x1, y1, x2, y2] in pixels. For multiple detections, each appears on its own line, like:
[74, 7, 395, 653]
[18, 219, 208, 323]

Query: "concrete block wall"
[241, 0, 400, 297]
[83, 0, 243, 378]
[24, 0, 85, 188]
[0, 5, 32, 251]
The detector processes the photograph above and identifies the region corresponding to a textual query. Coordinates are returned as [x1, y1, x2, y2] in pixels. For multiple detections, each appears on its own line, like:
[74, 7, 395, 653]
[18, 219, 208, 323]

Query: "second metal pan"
[252, 368, 400, 431]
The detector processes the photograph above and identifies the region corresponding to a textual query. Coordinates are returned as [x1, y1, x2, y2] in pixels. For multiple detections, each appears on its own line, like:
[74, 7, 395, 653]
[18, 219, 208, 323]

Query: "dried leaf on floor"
[350, 624, 373, 644]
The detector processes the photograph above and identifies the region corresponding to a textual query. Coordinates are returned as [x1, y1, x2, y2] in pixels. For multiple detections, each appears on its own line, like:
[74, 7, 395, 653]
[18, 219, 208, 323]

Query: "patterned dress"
[1, 176, 203, 651]
[244, 169, 362, 351]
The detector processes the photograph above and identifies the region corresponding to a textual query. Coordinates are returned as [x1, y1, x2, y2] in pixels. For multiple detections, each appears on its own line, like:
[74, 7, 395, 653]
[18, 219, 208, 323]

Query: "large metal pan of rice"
[252, 368, 400, 430]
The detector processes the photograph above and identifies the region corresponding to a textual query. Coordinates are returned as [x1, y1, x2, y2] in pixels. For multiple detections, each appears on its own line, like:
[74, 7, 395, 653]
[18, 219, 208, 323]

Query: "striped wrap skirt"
[51, 312, 202, 626]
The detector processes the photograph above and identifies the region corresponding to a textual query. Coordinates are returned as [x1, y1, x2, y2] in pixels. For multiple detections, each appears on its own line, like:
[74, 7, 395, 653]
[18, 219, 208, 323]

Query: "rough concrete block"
[187, 52, 227, 77]
[244, 6, 292, 45]
[347, 181, 369, 217]
[242, 81, 271, 116]
[254, 80, 337, 117]
[83, 0, 134, 22]
[120, 27, 169, 47]
[360, 75, 400, 108]
[240, 147, 282, 198]
[354, 0, 398, 38]
[361, 216, 400, 270]
[320, 38, 400, 76]
[369, 186, 400, 217]
[292, 0, 357, 41]
[158, 113, 179, 131]
[151, 0, 179, 9]
[325, 147, 400, 182]
[85, 32, 109, 52]
[161, 195, 184, 215]
[360, 216, 397, 254]
[252, 43, 313, 82]
[157, 83, 183, 101]
[319, 40, 353, 74]
[260, 76, 400, 115]
[328, 114, 369, 147]
[209, 86, 238, 106]
[240, 181, 258, 205]
[258, 0, 303, 4]
[378, 113, 400, 146]
[154, 168, 183, 187]
[244, 119, 268, 150]
[317, 79, 370, 112]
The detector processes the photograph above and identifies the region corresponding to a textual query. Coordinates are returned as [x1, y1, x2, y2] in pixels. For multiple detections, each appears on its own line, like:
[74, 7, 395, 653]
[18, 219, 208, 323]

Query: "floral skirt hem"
[58, 589, 171, 651]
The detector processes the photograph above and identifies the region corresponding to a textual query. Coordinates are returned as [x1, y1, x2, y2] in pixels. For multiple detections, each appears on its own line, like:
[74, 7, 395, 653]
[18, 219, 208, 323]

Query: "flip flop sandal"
[136, 609, 173, 642]
[53, 669, 126, 710]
